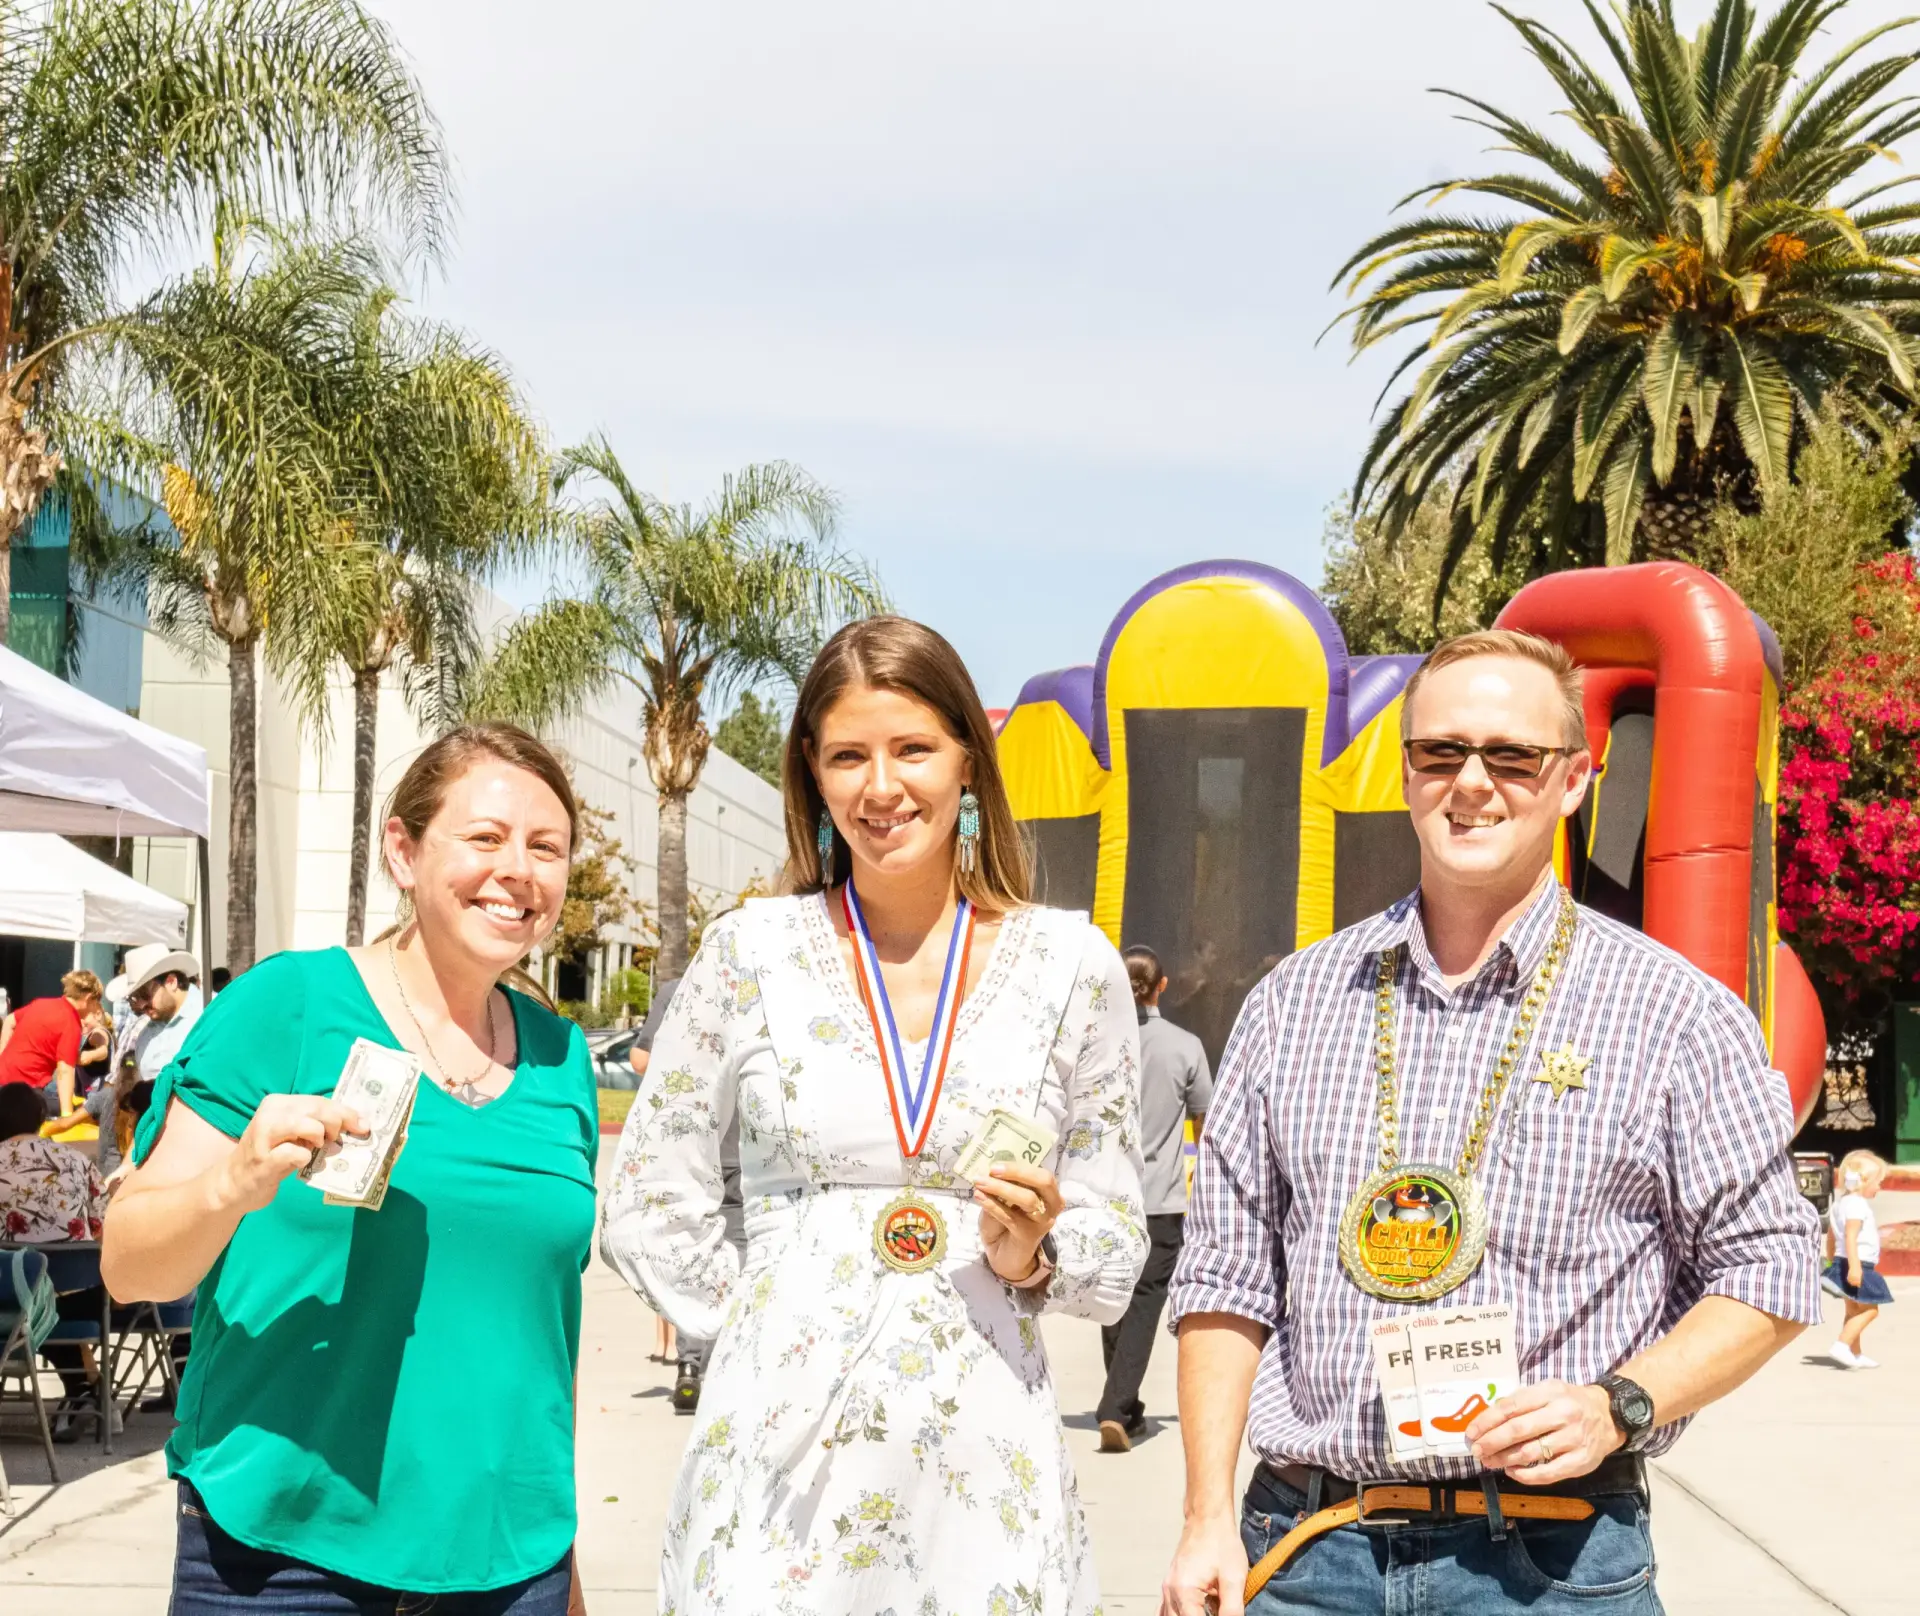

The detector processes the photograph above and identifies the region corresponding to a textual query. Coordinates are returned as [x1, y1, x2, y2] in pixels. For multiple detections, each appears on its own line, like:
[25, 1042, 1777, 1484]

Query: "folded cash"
[301, 1038, 421, 1209]
[954, 1108, 1058, 1185]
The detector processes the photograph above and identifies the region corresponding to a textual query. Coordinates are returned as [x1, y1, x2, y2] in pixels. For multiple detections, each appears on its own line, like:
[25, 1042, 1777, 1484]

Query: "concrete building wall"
[128, 630, 788, 976]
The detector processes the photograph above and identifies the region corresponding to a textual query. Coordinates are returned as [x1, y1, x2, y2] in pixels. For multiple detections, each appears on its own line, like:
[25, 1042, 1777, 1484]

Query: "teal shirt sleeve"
[133, 952, 310, 1162]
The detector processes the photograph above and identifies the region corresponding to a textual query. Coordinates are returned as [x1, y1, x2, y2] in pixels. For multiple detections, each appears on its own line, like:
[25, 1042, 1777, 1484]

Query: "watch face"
[1619, 1387, 1654, 1428]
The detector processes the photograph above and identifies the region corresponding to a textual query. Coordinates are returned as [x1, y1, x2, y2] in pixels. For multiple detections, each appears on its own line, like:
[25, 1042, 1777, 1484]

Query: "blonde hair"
[61, 969, 104, 1002]
[1837, 1149, 1888, 1194]
[783, 615, 1031, 912]
[1402, 628, 1587, 751]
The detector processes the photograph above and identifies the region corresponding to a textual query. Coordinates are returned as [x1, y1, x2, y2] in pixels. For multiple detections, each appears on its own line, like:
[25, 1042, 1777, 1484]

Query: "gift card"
[1369, 1316, 1427, 1463]
[1405, 1303, 1518, 1458]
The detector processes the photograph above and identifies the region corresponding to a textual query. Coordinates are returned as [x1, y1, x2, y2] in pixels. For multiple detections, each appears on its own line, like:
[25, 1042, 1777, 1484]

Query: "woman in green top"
[103, 724, 598, 1616]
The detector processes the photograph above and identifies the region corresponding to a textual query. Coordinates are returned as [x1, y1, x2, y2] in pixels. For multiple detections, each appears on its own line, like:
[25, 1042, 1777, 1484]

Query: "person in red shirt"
[0, 970, 104, 1118]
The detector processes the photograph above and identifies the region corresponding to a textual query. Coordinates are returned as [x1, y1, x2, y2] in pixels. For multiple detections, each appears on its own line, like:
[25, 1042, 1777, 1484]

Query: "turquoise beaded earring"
[957, 789, 981, 875]
[817, 806, 835, 877]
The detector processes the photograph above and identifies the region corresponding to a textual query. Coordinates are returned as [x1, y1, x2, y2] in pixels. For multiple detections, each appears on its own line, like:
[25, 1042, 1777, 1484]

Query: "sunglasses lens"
[1483, 746, 1548, 778]
[1407, 742, 1469, 774]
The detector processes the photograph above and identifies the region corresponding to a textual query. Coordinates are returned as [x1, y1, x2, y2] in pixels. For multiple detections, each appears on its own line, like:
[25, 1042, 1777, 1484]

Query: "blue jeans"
[170, 1484, 573, 1615]
[1241, 1467, 1663, 1614]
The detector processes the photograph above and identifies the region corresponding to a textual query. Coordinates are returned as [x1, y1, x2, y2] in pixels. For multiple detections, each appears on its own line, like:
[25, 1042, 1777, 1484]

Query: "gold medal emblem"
[1338, 1163, 1488, 1301]
[873, 1192, 949, 1274]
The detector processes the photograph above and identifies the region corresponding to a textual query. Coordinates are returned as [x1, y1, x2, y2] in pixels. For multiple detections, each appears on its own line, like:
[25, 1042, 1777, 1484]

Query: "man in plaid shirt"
[1160, 630, 1821, 1616]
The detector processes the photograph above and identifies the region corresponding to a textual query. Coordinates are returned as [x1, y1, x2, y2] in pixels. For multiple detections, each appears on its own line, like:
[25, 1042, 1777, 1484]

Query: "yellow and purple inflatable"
[998, 559, 1824, 1126]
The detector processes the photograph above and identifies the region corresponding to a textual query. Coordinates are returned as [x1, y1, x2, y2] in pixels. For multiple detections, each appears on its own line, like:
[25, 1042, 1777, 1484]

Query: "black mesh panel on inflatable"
[1025, 814, 1101, 912]
[1121, 706, 1304, 1066]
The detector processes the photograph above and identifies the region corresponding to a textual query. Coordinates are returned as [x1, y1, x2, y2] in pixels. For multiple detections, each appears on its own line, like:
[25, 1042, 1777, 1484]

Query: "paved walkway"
[2, 1236, 1911, 1613]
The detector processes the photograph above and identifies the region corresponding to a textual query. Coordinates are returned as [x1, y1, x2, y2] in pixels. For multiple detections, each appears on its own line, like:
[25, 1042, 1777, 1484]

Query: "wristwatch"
[1597, 1373, 1656, 1453]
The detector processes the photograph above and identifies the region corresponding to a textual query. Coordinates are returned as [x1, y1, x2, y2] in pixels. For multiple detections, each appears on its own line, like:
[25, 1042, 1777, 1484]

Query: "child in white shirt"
[1822, 1149, 1893, 1370]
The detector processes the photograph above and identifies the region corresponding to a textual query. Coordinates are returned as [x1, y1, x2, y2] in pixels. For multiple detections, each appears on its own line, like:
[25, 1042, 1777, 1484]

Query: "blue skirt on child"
[1823, 1258, 1895, 1305]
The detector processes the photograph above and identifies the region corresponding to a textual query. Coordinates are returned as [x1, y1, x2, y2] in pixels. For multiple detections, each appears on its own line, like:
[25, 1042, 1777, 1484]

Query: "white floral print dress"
[601, 894, 1147, 1616]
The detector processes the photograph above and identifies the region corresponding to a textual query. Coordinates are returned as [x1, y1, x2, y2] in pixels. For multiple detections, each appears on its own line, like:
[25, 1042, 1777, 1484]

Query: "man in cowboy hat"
[121, 946, 203, 1085]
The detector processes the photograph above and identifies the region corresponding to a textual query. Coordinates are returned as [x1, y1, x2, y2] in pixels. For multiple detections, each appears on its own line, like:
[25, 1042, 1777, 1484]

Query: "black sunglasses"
[1402, 739, 1576, 780]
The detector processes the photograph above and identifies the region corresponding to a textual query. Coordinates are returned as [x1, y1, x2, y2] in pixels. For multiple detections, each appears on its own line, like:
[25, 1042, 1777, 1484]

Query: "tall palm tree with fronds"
[1340, 0, 1920, 606]
[88, 231, 383, 970]
[468, 441, 885, 978]
[0, 0, 448, 644]
[323, 297, 547, 945]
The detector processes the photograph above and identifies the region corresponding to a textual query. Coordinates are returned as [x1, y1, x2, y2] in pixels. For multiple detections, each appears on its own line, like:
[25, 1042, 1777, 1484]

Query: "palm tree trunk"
[0, 396, 65, 647]
[346, 664, 381, 946]
[227, 633, 261, 972]
[657, 788, 691, 979]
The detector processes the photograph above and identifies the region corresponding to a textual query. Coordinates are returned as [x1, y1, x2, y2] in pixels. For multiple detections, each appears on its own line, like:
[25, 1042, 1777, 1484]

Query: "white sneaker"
[1827, 1343, 1857, 1368]
[1851, 1354, 1880, 1371]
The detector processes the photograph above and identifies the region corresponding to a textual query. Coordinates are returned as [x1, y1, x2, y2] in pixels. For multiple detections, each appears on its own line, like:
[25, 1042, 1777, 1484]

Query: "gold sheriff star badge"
[1534, 1044, 1592, 1101]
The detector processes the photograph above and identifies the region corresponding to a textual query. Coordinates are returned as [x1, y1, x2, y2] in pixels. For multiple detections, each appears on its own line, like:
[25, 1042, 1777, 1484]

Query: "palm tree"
[323, 299, 547, 945]
[0, 0, 448, 644]
[468, 440, 884, 977]
[90, 231, 382, 970]
[1338, 0, 1920, 606]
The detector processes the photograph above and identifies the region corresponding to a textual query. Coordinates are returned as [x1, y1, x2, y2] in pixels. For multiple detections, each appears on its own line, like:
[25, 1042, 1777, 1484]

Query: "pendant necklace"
[1337, 890, 1577, 1302]
[388, 937, 499, 1108]
[842, 883, 976, 1275]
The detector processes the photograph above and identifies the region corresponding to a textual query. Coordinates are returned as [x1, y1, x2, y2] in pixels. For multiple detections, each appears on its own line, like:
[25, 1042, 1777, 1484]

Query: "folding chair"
[36, 1242, 116, 1453]
[0, 1247, 61, 1513]
[109, 1291, 196, 1415]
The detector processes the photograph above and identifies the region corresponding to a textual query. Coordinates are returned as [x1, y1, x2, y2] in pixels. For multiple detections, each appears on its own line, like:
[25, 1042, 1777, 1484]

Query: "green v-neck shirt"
[132, 948, 598, 1593]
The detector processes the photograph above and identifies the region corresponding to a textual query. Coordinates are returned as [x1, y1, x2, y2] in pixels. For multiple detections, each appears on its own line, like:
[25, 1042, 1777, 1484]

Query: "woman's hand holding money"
[217, 1095, 365, 1215]
[975, 1161, 1064, 1284]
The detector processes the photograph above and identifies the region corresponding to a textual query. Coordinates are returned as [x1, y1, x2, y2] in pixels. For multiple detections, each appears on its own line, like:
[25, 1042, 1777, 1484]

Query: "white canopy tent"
[0, 832, 190, 946]
[0, 642, 213, 970]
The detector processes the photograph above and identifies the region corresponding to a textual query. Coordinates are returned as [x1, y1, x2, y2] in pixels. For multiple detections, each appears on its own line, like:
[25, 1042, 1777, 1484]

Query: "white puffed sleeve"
[1028, 928, 1148, 1323]
[599, 911, 755, 1342]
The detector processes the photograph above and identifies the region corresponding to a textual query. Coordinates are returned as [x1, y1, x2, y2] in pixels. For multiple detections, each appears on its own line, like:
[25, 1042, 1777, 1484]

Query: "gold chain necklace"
[1338, 890, 1578, 1302]
[388, 938, 499, 1107]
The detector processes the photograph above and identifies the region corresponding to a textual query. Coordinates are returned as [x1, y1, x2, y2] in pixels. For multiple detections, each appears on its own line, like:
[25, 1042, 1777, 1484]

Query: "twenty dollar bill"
[954, 1108, 1057, 1185]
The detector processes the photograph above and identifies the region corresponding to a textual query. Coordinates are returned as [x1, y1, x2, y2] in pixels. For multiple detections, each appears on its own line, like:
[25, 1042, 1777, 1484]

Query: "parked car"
[593, 1030, 641, 1090]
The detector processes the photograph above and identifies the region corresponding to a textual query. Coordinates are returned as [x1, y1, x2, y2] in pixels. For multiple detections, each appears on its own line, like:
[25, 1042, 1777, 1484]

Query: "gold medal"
[1339, 1163, 1487, 1302]
[873, 1192, 949, 1274]
[1338, 890, 1578, 1302]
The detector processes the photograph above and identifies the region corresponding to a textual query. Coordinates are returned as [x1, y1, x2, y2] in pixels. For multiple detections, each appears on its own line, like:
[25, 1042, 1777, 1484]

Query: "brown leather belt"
[1244, 1458, 1645, 1603]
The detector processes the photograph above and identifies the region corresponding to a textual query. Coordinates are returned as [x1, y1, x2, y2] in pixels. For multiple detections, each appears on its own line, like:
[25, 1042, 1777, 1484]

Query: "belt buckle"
[1354, 1478, 1434, 1527]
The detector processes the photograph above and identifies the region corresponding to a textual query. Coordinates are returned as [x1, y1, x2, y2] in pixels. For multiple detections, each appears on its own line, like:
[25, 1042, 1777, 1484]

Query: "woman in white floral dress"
[602, 616, 1147, 1616]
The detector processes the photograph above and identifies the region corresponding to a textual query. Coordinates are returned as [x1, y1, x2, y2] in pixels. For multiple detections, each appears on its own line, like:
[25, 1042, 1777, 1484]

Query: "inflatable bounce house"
[997, 560, 1826, 1128]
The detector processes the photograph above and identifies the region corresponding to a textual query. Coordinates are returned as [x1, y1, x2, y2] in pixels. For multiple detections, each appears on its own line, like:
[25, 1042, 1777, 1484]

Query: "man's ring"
[1539, 1438, 1555, 1465]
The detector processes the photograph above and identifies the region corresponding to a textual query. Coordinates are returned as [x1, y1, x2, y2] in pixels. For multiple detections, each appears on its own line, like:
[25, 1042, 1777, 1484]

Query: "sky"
[364, 0, 1916, 707]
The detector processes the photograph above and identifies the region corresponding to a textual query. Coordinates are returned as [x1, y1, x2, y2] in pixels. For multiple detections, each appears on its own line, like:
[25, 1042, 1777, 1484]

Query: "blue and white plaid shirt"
[1168, 879, 1822, 1481]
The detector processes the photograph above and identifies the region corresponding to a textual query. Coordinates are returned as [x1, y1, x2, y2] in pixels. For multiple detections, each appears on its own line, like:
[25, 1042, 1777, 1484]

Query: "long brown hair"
[783, 616, 1031, 911]
[376, 722, 580, 1010]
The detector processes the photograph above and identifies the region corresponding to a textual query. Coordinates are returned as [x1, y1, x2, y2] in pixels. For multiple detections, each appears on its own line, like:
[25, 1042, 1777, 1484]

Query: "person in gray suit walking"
[1097, 944, 1211, 1452]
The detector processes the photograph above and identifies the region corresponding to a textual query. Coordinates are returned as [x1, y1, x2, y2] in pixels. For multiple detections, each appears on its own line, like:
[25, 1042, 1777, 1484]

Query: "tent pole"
[198, 836, 214, 976]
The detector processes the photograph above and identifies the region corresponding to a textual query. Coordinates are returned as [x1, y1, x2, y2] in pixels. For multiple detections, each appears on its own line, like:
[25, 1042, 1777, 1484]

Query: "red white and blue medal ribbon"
[843, 883, 975, 1160]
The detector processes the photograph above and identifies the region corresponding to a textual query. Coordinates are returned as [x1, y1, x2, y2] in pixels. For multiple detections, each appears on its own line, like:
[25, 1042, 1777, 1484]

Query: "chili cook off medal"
[1339, 891, 1578, 1303]
[844, 883, 976, 1276]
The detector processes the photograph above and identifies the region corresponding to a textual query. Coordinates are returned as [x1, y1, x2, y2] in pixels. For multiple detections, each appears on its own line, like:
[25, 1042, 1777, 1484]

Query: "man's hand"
[1466, 1379, 1622, 1485]
[1162, 1510, 1248, 1616]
